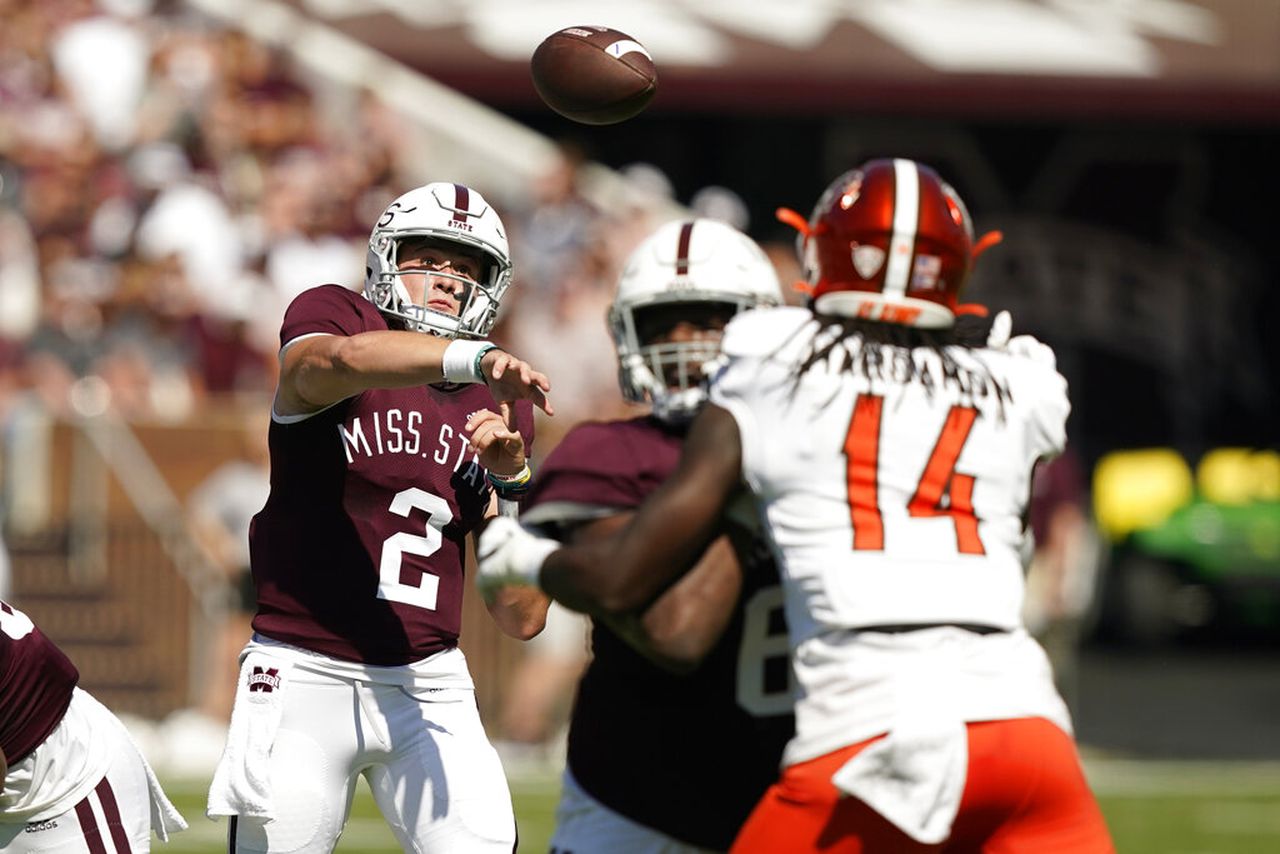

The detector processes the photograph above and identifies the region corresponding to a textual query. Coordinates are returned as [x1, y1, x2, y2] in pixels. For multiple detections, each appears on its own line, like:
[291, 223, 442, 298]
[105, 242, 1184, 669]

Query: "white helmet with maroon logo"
[364, 182, 513, 339]
[608, 218, 783, 423]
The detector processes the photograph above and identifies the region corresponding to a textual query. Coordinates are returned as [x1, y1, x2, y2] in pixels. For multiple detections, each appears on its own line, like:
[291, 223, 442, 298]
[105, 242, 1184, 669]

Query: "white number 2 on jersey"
[0, 601, 36, 640]
[736, 586, 793, 716]
[376, 487, 453, 610]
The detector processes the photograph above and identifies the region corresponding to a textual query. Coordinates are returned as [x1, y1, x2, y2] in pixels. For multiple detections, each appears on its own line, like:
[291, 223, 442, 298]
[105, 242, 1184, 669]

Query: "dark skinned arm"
[566, 512, 743, 673]
[540, 403, 745, 615]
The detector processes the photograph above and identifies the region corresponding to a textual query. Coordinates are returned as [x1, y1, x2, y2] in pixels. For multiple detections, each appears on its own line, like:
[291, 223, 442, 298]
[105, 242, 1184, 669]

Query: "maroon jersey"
[0, 601, 79, 765]
[523, 416, 794, 850]
[249, 285, 534, 665]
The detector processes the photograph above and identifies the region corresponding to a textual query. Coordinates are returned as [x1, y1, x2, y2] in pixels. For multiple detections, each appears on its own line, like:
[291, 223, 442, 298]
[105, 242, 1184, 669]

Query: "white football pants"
[223, 663, 516, 854]
[0, 688, 184, 852]
[549, 769, 720, 854]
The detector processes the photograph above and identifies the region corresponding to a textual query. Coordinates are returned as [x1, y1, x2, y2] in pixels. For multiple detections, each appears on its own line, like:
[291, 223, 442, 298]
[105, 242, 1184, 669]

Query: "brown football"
[531, 26, 657, 125]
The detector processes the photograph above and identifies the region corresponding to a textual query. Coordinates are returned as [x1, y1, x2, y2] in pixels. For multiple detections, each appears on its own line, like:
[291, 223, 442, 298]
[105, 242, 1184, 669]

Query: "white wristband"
[442, 340, 496, 384]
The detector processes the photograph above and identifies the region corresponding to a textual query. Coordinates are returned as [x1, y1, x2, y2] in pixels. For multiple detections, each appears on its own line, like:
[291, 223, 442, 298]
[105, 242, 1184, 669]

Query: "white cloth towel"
[143, 753, 189, 841]
[206, 653, 292, 821]
[831, 717, 968, 844]
[830, 652, 970, 845]
[87, 690, 189, 841]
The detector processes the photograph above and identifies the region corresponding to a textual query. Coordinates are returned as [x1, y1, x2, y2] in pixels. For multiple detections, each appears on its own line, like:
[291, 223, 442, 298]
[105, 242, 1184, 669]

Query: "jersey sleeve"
[708, 355, 764, 495]
[279, 285, 373, 348]
[522, 422, 658, 533]
[1003, 336, 1070, 461]
[709, 306, 812, 495]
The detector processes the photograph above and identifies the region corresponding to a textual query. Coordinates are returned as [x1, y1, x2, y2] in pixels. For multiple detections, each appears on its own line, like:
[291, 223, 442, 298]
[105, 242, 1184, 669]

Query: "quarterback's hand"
[475, 517, 559, 603]
[481, 350, 554, 416]
[465, 403, 525, 475]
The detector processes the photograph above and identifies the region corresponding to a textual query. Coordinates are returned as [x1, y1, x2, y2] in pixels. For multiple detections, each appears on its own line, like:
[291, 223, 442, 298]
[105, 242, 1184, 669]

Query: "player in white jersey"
[477, 159, 1115, 852]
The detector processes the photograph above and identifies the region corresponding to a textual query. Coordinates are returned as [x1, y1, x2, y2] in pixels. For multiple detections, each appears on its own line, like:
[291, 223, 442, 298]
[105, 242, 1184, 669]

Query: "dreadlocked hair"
[792, 312, 1012, 418]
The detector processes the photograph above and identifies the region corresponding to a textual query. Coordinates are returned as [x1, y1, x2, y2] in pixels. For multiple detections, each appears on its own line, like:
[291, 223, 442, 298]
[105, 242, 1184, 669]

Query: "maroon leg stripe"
[676, 221, 694, 275]
[452, 184, 471, 223]
[74, 795, 109, 854]
[95, 777, 132, 853]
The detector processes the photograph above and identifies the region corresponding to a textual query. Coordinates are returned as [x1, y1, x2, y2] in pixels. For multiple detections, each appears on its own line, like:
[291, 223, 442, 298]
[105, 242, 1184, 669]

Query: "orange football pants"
[731, 717, 1114, 854]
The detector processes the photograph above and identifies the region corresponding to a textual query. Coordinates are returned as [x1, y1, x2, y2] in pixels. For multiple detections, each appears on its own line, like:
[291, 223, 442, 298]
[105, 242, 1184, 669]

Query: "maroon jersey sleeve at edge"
[0, 601, 79, 765]
[279, 284, 373, 346]
[524, 417, 677, 528]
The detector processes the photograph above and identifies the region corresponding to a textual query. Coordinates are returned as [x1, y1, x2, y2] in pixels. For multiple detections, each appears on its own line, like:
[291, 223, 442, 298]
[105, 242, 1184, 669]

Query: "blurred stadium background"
[0, 1, 1276, 850]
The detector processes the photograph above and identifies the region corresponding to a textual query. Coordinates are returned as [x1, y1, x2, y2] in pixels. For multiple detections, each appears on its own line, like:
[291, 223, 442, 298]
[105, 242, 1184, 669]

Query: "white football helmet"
[608, 218, 783, 423]
[364, 182, 512, 338]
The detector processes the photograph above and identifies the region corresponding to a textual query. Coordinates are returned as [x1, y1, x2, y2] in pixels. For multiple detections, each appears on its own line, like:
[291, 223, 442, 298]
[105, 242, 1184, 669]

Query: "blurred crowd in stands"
[0, 0, 804, 746]
[0, 0, 801, 451]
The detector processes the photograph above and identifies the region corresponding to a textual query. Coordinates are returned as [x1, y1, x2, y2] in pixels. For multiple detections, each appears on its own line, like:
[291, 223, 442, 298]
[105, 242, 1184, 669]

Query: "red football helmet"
[780, 158, 998, 328]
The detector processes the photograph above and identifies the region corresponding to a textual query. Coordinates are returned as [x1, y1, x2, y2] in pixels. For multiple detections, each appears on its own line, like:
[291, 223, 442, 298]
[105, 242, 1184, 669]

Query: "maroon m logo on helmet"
[248, 666, 281, 693]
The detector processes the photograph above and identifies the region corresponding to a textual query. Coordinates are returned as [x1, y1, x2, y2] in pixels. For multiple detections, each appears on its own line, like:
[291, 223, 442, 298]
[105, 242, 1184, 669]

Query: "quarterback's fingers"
[488, 353, 507, 381]
[485, 356, 554, 415]
[469, 425, 519, 454]
[465, 408, 503, 431]
[532, 388, 554, 416]
[506, 383, 553, 416]
[466, 417, 518, 452]
[495, 355, 549, 392]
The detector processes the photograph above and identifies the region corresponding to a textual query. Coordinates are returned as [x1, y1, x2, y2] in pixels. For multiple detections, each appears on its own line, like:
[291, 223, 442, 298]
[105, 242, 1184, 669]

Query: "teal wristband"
[473, 343, 498, 381]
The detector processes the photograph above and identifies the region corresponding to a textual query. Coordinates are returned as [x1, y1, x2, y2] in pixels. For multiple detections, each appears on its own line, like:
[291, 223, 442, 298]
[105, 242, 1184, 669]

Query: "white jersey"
[710, 306, 1072, 764]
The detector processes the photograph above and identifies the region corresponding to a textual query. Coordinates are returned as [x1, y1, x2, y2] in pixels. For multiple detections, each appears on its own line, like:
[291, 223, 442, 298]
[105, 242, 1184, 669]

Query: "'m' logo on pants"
[248, 666, 281, 693]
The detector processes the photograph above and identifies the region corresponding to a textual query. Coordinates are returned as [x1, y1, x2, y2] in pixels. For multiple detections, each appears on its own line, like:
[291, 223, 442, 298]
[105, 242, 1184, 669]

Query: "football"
[530, 26, 657, 125]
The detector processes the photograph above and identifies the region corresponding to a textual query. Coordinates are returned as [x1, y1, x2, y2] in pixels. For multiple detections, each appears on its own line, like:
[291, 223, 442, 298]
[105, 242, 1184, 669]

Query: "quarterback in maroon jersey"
[518, 218, 794, 852]
[1, 600, 186, 851]
[206, 182, 552, 853]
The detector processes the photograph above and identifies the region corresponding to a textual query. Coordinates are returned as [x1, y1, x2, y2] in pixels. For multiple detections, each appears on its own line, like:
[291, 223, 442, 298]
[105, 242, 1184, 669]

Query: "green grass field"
[156, 760, 1280, 852]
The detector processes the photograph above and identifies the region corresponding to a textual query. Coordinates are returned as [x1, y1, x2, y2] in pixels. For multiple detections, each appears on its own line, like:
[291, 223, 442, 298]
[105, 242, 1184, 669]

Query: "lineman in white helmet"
[609, 217, 784, 423]
[208, 181, 552, 853]
[511, 218, 795, 853]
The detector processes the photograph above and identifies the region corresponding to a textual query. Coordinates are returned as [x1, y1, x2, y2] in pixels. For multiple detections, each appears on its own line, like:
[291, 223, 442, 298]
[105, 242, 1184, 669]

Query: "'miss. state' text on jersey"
[522, 417, 794, 851]
[710, 306, 1068, 642]
[249, 285, 534, 666]
[0, 601, 78, 765]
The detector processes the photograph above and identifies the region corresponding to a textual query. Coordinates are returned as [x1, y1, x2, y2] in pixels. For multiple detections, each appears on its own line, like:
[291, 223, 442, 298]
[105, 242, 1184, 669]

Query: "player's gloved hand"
[985, 310, 1057, 368]
[986, 310, 1012, 349]
[475, 517, 559, 602]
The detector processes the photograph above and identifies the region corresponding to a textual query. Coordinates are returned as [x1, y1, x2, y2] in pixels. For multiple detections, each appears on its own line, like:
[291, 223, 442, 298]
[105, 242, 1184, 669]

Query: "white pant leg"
[227, 667, 362, 854]
[363, 682, 516, 853]
[549, 769, 720, 854]
[0, 690, 158, 853]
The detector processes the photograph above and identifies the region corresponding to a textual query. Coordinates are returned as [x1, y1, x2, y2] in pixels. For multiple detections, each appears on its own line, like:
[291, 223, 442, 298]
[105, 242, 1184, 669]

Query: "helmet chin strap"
[628, 359, 706, 424]
[651, 388, 705, 425]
